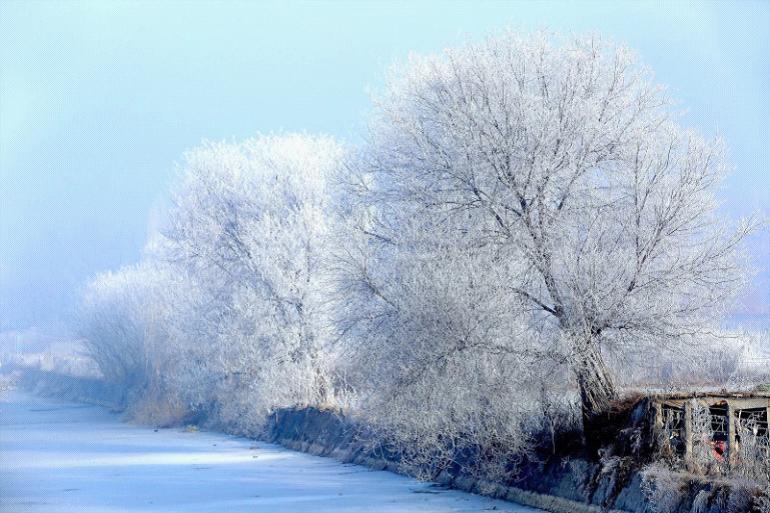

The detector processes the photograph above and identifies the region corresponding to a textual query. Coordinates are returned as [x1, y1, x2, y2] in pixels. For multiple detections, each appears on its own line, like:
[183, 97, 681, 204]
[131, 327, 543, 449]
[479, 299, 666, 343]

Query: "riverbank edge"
[12, 369, 763, 513]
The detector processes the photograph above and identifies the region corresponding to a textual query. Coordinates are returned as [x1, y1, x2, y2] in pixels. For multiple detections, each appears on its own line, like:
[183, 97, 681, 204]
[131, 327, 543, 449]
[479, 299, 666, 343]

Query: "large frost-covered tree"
[342, 33, 750, 422]
[161, 134, 343, 420]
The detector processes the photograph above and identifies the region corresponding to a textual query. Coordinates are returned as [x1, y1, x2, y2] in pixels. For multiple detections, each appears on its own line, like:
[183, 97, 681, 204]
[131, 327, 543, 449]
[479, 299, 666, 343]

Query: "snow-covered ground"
[0, 390, 542, 513]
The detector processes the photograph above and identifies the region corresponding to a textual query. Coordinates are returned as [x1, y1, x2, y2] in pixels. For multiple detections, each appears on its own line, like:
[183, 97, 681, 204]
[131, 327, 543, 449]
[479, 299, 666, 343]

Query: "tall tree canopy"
[343, 33, 750, 421]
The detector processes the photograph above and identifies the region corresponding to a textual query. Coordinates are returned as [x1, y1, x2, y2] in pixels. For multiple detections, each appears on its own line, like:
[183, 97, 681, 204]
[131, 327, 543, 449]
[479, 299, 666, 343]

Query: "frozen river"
[0, 390, 542, 513]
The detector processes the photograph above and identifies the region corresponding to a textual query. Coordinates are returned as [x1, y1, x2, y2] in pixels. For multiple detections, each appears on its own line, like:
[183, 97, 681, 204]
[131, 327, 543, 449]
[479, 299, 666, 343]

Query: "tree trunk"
[313, 366, 332, 406]
[573, 340, 617, 425]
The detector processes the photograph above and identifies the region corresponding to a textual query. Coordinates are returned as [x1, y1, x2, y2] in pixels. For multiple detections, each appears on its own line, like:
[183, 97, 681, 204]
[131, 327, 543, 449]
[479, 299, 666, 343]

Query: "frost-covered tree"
[341, 32, 750, 423]
[331, 208, 577, 474]
[78, 262, 172, 395]
[160, 133, 344, 422]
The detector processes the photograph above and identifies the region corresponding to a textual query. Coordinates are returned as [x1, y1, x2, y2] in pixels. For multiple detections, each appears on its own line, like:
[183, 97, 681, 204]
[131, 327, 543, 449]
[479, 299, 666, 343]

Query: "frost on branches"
[77, 33, 754, 474]
[336, 33, 750, 424]
[80, 134, 343, 428]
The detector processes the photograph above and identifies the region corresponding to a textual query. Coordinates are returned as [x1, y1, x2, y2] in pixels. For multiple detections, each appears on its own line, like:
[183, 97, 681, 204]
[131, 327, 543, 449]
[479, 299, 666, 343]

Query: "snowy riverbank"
[0, 390, 542, 513]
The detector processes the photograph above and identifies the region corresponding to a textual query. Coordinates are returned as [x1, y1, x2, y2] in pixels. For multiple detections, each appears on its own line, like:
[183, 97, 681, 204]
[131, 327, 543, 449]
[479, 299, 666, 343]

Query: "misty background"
[1, 0, 768, 337]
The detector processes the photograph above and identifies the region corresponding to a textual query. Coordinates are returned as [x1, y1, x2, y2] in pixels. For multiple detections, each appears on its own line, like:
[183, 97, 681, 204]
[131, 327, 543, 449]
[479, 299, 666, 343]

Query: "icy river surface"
[0, 390, 543, 513]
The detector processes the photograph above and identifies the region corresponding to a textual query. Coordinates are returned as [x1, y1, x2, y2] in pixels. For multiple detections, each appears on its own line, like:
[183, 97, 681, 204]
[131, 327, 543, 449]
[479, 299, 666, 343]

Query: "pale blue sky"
[1, 0, 768, 330]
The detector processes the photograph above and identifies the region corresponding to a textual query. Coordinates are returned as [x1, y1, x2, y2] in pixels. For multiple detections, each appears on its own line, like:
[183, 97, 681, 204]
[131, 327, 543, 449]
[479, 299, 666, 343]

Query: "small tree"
[78, 262, 171, 394]
[345, 32, 750, 423]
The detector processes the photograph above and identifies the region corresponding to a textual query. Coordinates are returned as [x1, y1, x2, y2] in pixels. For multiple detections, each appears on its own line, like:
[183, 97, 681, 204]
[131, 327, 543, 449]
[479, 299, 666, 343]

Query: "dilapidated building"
[653, 391, 770, 465]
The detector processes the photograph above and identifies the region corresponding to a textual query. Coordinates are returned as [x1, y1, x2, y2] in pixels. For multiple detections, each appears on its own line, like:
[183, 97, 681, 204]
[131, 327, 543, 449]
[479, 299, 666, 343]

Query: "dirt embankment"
[263, 402, 762, 513]
[9, 368, 127, 411]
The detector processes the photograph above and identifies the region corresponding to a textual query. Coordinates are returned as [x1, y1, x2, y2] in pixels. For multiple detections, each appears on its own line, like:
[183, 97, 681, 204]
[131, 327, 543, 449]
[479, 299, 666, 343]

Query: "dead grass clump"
[126, 392, 191, 428]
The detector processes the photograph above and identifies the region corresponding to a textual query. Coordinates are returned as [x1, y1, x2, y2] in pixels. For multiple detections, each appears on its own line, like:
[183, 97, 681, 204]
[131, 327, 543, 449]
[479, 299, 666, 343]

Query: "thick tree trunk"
[573, 340, 618, 425]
